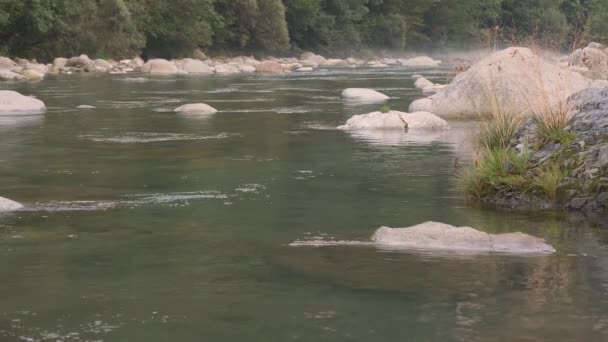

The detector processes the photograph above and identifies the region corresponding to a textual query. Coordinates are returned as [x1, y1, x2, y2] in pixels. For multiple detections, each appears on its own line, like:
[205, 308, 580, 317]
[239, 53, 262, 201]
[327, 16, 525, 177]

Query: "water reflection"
[0, 114, 43, 128]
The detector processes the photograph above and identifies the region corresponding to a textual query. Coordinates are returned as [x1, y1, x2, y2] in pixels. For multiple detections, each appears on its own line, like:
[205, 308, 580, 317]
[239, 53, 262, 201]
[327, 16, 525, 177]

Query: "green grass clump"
[532, 163, 566, 200]
[380, 104, 391, 113]
[535, 120, 575, 146]
[456, 148, 532, 198]
[478, 110, 525, 150]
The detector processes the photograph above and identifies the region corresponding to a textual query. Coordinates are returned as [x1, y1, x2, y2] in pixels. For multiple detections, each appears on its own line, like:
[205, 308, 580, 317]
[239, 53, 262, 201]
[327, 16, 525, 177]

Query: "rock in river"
[174, 103, 218, 114]
[338, 111, 449, 130]
[0, 196, 23, 212]
[141, 59, 179, 75]
[0, 90, 46, 114]
[341, 88, 389, 102]
[371, 222, 556, 254]
[409, 47, 608, 119]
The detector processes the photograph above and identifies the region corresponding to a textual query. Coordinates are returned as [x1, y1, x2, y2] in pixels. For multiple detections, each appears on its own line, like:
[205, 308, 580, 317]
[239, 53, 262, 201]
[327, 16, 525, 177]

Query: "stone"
[174, 103, 218, 114]
[239, 65, 256, 73]
[53, 57, 67, 69]
[569, 43, 608, 79]
[400, 56, 441, 67]
[141, 59, 179, 74]
[0, 196, 23, 212]
[181, 59, 212, 74]
[338, 111, 450, 130]
[94, 59, 113, 70]
[598, 145, 608, 167]
[214, 63, 240, 74]
[66, 54, 96, 71]
[0, 90, 46, 113]
[568, 197, 589, 210]
[0, 57, 16, 69]
[255, 61, 286, 74]
[296, 67, 313, 72]
[21, 69, 45, 80]
[409, 47, 602, 119]
[414, 77, 435, 89]
[371, 222, 555, 254]
[0, 70, 26, 81]
[300, 52, 326, 65]
[341, 88, 389, 102]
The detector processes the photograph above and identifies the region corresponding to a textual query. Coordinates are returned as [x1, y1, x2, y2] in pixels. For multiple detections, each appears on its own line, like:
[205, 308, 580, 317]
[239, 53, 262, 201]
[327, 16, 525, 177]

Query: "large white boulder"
[141, 59, 179, 74]
[0, 91, 46, 113]
[409, 47, 607, 119]
[94, 59, 113, 70]
[0, 197, 23, 212]
[371, 222, 556, 254]
[338, 111, 449, 130]
[174, 103, 217, 114]
[400, 56, 441, 67]
[341, 88, 389, 102]
[182, 59, 212, 74]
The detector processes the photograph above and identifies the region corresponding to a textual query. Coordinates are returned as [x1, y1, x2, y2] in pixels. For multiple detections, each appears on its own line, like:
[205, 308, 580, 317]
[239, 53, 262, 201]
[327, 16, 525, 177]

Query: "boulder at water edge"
[255, 61, 286, 74]
[371, 222, 556, 254]
[0, 196, 23, 212]
[341, 88, 389, 102]
[409, 47, 608, 119]
[0, 70, 26, 81]
[214, 63, 240, 75]
[141, 59, 179, 75]
[400, 56, 441, 67]
[182, 59, 213, 74]
[338, 111, 449, 130]
[174, 103, 218, 114]
[0, 91, 46, 114]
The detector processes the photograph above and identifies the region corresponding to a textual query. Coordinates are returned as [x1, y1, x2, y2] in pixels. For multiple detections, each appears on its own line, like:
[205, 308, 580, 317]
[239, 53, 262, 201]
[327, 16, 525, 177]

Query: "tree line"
[1, 0, 607, 61]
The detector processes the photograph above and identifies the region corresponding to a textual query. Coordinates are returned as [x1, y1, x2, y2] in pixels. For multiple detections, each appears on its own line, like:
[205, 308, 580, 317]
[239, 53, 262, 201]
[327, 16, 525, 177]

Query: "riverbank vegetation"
[2, 0, 608, 60]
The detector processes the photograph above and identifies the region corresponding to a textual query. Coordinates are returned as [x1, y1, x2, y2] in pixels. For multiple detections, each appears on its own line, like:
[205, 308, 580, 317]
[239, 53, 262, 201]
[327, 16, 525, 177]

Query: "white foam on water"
[25, 200, 118, 212]
[275, 107, 314, 114]
[289, 239, 373, 247]
[235, 184, 266, 193]
[204, 88, 239, 94]
[126, 191, 229, 204]
[119, 77, 149, 82]
[80, 132, 238, 143]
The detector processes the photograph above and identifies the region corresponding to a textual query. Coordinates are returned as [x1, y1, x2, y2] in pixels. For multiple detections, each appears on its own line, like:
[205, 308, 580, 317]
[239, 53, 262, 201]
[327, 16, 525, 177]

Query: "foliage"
[1, 0, 607, 59]
[533, 163, 566, 200]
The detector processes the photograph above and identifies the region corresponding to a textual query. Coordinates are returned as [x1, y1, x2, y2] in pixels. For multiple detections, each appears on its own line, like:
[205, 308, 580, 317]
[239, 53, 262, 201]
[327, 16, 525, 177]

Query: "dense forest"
[1, 0, 608, 60]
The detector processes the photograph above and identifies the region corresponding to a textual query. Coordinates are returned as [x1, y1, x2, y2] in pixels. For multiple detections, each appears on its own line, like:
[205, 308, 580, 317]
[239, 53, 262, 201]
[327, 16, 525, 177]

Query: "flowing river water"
[1, 67, 608, 341]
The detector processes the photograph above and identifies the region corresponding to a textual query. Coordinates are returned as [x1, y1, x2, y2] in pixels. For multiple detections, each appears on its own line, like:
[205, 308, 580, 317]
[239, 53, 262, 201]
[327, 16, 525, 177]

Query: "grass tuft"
[532, 163, 566, 200]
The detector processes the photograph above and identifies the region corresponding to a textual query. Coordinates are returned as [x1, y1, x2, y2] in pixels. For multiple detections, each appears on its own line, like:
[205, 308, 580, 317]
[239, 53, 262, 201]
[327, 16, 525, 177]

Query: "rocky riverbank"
[478, 87, 608, 212]
[0, 50, 443, 81]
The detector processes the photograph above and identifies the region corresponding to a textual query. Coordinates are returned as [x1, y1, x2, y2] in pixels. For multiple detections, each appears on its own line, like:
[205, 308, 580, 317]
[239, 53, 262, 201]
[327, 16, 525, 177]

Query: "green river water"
[1, 67, 608, 341]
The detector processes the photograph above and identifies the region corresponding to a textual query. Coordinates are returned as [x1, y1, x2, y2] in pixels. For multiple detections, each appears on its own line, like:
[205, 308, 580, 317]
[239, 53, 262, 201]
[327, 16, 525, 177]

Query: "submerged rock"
[0, 90, 46, 113]
[371, 222, 555, 254]
[0, 196, 23, 212]
[77, 105, 96, 109]
[338, 111, 449, 130]
[341, 88, 389, 102]
[409, 47, 606, 119]
[174, 103, 218, 114]
[141, 59, 179, 75]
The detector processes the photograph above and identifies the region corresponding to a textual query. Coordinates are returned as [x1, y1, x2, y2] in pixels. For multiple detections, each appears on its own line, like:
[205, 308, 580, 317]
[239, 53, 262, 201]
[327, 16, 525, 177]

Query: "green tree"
[255, 0, 290, 50]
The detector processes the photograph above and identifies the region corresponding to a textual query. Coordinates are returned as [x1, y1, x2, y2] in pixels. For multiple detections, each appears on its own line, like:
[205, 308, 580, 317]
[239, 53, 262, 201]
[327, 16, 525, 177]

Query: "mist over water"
[1, 66, 608, 341]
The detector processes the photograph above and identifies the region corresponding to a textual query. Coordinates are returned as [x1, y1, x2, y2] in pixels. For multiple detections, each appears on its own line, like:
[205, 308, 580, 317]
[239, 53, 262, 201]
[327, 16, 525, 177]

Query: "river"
[1, 67, 608, 341]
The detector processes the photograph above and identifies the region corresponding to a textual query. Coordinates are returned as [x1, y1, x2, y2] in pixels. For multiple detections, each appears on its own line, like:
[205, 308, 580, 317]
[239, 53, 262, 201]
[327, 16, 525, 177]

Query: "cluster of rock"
[410, 47, 608, 119]
[497, 87, 608, 212]
[0, 50, 442, 81]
